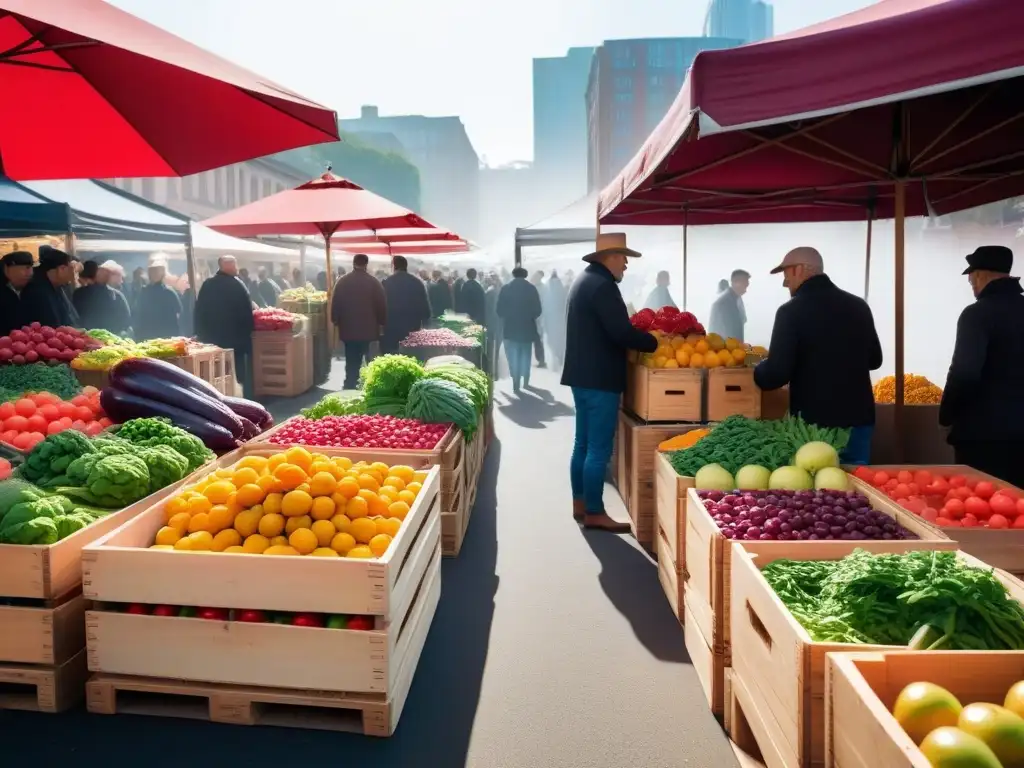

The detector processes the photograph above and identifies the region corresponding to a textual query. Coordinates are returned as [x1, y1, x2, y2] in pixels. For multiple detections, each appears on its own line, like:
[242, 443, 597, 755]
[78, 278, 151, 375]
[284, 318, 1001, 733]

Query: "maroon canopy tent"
[598, 0, 1024, 420]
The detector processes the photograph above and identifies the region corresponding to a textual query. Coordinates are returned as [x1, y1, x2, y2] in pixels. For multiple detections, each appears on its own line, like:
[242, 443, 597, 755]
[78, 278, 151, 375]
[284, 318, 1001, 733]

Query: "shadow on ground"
[495, 389, 574, 430]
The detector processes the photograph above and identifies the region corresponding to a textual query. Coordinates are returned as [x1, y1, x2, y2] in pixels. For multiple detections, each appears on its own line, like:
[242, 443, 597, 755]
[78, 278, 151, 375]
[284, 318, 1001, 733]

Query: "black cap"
[1, 251, 33, 268]
[37, 245, 74, 271]
[963, 245, 1013, 275]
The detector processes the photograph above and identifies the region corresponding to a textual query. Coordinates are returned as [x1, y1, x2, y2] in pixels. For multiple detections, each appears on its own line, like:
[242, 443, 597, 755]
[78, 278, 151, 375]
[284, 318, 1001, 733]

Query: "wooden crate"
[623, 363, 704, 423]
[252, 331, 313, 397]
[616, 413, 702, 550]
[761, 387, 790, 421]
[728, 665, 787, 768]
[707, 368, 762, 422]
[685, 485, 951, 665]
[0, 649, 89, 713]
[86, 545, 440, 696]
[441, 481, 467, 557]
[0, 591, 86, 666]
[82, 446, 441, 621]
[86, 549, 437, 737]
[730, 545, 1023, 767]
[684, 591, 726, 717]
[851, 464, 1024, 574]
[655, 452, 695, 567]
[656, 524, 684, 621]
[826, 650, 1024, 768]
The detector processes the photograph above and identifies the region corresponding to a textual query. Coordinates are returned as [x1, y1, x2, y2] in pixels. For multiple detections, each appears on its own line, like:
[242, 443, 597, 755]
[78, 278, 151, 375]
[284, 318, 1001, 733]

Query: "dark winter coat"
[194, 271, 254, 353]
[134, 282, 182, 341]
[330, 268, 386, 342]
[940, 277, 1024, 444]
[708, 288, 746, 342]
[497, 277, 542, 344]
[256, 278, 280, 309]
[754, 274, 882, 428]
[561, 263, 658, 393]
[0, 284, 27, 336]
[459, 279, 486, 325]
[21, 270, 78, 329]
[382, 271, 431, 348]
[452, 277, 465, 312]
[73, 283, 132, 335]
[427, 280, 452, 318]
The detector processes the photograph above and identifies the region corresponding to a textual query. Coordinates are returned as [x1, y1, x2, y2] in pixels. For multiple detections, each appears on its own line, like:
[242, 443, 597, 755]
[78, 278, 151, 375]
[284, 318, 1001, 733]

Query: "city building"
[340, 106, 480, 239]
[586, 36, 742, 192]
[479, 162, 554, 246]
[533, 47, 595, 208]
[704, 0, 774, 44]
[107, 156, 307, 221]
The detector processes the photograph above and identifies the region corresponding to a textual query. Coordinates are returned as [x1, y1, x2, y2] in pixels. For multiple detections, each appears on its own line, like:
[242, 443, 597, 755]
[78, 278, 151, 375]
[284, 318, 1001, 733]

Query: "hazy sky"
[108, 0, 874, 165]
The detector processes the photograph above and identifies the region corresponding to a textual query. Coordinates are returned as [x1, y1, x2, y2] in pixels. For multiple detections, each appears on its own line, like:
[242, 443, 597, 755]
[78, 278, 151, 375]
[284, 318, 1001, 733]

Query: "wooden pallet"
[0, 649, 89, 713]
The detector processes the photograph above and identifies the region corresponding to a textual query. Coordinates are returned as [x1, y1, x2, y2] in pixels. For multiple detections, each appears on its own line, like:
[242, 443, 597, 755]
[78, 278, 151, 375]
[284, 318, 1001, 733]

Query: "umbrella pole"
[863, 212, 873, 301]
[893, 181, 907, 462]
[682, 215, 689, 311]
[299, 239, 307, 285]
[185, 227, 198, 310]
[324, 236, 334, 351]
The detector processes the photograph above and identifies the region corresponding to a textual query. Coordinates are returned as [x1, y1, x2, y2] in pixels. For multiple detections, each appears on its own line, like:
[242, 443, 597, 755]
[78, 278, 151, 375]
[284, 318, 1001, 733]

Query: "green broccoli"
[90, 437, 134, 456]
[54, 511, 94, 540]
[115, 418, 213, 471]
[0, 480, 47, 524]
[137, 445, 191, 492]
[20, 431, 94, 486]
[58, 454, 150, 509]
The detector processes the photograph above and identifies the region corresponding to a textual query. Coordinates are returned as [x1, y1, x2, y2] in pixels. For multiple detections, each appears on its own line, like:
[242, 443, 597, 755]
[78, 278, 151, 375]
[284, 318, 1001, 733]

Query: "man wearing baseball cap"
[0, 251, 33, 335]
[939, 246, 1024, 487]
[754, 247, 883, 464]
[562, 233, 659, 531]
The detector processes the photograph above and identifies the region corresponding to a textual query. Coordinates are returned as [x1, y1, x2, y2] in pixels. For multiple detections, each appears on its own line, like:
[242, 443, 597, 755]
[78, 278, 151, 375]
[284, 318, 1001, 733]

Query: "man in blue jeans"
[561, 234, 659, 531]
[754, 247, 883, 464]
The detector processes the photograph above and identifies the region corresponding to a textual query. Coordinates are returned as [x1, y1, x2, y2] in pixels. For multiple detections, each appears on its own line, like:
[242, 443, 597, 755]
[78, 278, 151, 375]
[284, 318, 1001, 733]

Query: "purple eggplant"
[111, 357, 224, 402]
[222, 395, 273, 429]
[111, 371, 244, 438]
[100, 387, 241, 451]
[237, 417, 260, 441]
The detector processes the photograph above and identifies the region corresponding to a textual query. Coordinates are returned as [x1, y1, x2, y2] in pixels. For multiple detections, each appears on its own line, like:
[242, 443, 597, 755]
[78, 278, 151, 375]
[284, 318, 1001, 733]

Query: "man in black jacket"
[0, 251, 33, 335]
[195, 255, 255, 396]
[381, 255, 432, 354]
[754, 247, 882, 464]
[21, 246, 79, 329]
[940, 246, 1024, 487]
[459, 268, 486, 325]
[562, 234, 658, 531]
[497, 267, 542, 392]
[427, 270, 452, 318]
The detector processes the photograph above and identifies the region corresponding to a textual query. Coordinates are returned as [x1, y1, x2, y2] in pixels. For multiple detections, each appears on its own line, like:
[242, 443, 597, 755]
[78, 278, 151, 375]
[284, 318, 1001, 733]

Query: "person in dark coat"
[451, 271, 465, 313]
[255, 267, 281, 309]
[708, 269, 750, 342]
[195, 255, 255, 396]
[331, 253, 387, 389]
[754, 248, 882, 465]
[459, 268, 486, 325]
[562, 235, 658, 531]
[484, 274, 503, 378]
[134, 255, 182, 341]
[128, 267, 147, 306]
[496, 267, 542, 393]
[530, 271, 547, 368]
[642, 270, 678, 311]
[939, 246, 1024, 487]
[427, 271, 452, 318]
[544, 270, 567, 370]
[21, 246, 78, 328]
[381, 255, 431, 354]
[73, 260, 132, 334]
[0, 251, 34, 335]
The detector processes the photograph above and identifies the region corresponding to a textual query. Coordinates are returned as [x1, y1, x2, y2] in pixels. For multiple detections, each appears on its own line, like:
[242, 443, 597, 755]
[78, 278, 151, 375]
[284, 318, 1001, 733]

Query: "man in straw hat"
[754, 247, 882, 465]
[562, 233, 658, 532]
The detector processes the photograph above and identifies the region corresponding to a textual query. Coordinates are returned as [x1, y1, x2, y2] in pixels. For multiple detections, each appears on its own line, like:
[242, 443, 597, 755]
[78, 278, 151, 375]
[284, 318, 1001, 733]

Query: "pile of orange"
[149, 446, 427, 559]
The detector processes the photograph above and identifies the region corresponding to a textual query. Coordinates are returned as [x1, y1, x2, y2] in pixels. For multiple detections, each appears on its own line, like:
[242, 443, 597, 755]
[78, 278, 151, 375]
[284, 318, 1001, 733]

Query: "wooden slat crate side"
[0, 591, 86, 666]
[729, 670, 790, 768]
[441, 483, 467, 557]
[656, 524, 683, 621]
[0, 649, 89, 713]
[624, 364, 704, 423]
[655, 452, 692, 565]
[706, 367, 762, 422]
[684, 592, 726, 717]
[252, 331, 313, 397]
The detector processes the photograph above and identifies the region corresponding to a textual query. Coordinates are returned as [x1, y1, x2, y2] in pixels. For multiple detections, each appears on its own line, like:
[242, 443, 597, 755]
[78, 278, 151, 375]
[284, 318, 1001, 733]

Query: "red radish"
[400, 328, 479, 348]
[269, 415, 451, 451]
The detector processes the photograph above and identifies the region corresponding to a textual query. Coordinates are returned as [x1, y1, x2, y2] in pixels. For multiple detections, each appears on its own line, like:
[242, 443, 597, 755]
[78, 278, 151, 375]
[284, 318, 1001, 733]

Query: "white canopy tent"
[514, 192, 599, 264]
[74, 222, 302, 264]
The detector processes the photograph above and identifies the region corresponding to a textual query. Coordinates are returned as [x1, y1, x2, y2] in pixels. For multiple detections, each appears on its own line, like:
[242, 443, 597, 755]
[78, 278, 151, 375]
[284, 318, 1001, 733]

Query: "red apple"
[236, 609, 267, 623]
[196, 607, 229, 621]
[291, 613, 325, 628]
[346, 615, 374, 631]
[125, 603, 149, 615]
[151, 605, 177, 617]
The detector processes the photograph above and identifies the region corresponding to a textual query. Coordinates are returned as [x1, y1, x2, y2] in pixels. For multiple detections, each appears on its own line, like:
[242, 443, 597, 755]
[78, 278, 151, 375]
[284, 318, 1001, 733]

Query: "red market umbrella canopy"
[334, 241, 471, 256]
[331, 229, 466, 246]
[598, 0, 1024, 226]
[0, 0, 339, 180]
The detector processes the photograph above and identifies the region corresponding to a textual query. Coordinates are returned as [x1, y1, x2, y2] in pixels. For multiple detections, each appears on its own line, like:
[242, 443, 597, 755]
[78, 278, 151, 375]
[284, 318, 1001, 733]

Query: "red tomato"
[894, 483, 912, 500]
[873, 471, 890, 487]
[989, 493, 1017, 518]
[896, 470, 913, 485]
[25, 414, 46, 433]
[854, 466, 874, 482]
[97, 417, 112, 428]
[935, 516, 954, 527]
[961, 514, 980, 527]
[4, 415, 28, 432]
[0, 403, 15, 421]
[84, 421, 104, 437]
[920, 508, 939, 522]
[943, 498, 966, 518]
[964, 496, 992, 520]
[46, 421, 65, 435]
[70, 420, 87, 433]
[0, 458, 11, 480]
[949, 474, 967, 488]
[70, 395, 90, 408]
[903, 496, 926, 514]
[1017, 498, 1024, 518]
[1014, 515, 1024, 530]
[80, 385, 99, 397]
[13, 398, 35, 417]
[913, 470, 933, 487]
[0, 429, 17, 444]
[24, 432, 45, 449]
[929, 477, 950, 494]
[57, 402, 77, 419]
[37, 404, 60, 422]
[954, 487, 973, 501]
[974, 481, 996, 500]
[989, 514, 1010, 529]
[885, 479, 899, 491]
[74, 405, 93, 422]
[11, 432, 32, 450]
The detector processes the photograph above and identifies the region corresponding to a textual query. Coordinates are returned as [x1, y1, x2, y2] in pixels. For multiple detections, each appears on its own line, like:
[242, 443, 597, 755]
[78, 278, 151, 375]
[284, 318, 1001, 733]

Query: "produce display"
[71, 337, 188, 371]
[669, 415, 850, 481]
[300, 392, 365, 419]
[762, 549, 1024, 648]
[892, 680, 1024, 766]
[400, 328, 480, 349]
[278, 286, 326, 304]
[148, 448, 428, 559]
[853, 467, 1024, 530]
[0, 361, 83, 401]
[874, 373, 944, 404]
[0, 388, 109, 451]
[117, 602, 375, 629]
[114, 418, 214, 471]
[100, 357, 272, 451]
[0, 477, 112, 544]
[658, 429, 710, 452]
[423, 362, 491, 413]
[0, 323, 101, 364]
[697, 489, 914, 541]
[630, 306, 706, 336]
[406, 378, 477, 438]
[361, 354, 425, 407]
[253, 306, 301, 332]
[268, 415, 450, 451]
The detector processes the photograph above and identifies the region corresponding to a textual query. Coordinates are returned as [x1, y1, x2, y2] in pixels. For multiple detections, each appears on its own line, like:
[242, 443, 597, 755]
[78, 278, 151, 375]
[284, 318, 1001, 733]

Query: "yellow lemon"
[187, 496, 212, 516]
[272, 463, 307, 490]
[223, 545, 246, 554]
[311, 547, 340, 557]
[232, 467, 260, 487]
[370, 461, 390, 477]
[369, 534, 393, 557]
[173, 536, 193, 551]
[397, 489, 417, 506]
[376, 517, 402, 537]
[258, 513, 285, 538]
[689, 353, 704, 368]
[187, 512, 211, 534]
[288, 528, 318, 555]
[732, 347, 747, 364]
[675, 349, 691, 367]
[346, 495, 369, 519]
[357, 473, 380, 492]
[311, 519, 337, 547]
[351, 517, 377, 544]
[150, 544, 175, 550]
[263, 492, 283, 515]
[270, 535, 289, 547]
[717, 349, 733, 367]
[187, 531, 213, 551]
[662, 359, 679, 369]
[694, 339, 709, 354]
[207, 505, 234, 533]
[406, 481, 423, 494]
[235, 483, 265, 508]
[242, 534, 270, 554]
[164, 496, 188, 521]
[704, 353, 721, 369]
[387, 501, 411, 520]
[337, 476, 360, 499]
[203, 481, 235, 505]
[285, 515, 312, 535]
[310, 496, 336, 520]
[281, 490, 313, 517]
[725, 337, 739, 351]
[284, 446, 313, 472]
[331, 513, 352, 533]
[333, 456, 353, 471]
[236, 455, 269, 474]
[214, 468, 233, 479]
[154, 526, 181, 546]
[167, 511, 191, 534]
[266, 452, 288, 471]
[378, 487, 400, 504]
[346, 545, 376, 559]
[383, 476, 406, 491]
[389, 465, 414, 483]
[212, 529, 242, 552]
[234, 508, 263, 537]
[330, 532, 357, 555]
[264, 545, 300, 556]
[309, 471, 337, 497]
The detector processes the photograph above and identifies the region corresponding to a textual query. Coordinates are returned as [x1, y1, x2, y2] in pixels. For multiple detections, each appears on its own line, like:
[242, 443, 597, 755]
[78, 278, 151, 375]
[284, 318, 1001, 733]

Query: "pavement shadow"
[580, 530, 690, 665]
[495, 388, 574, 430]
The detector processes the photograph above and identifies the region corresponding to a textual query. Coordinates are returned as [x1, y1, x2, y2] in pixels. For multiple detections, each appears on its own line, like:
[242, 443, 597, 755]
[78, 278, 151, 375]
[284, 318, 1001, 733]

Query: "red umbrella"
[0, 0, 339, 179]
[331, 229, 466, 246]
[334, 241, 471, 256]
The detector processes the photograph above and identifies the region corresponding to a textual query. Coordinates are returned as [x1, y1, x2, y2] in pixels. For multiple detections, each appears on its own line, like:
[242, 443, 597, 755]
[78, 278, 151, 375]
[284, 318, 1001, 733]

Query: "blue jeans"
[504, 340, 532, 389]
[840, 425, 874, 465]
[570, 387, 620, 514]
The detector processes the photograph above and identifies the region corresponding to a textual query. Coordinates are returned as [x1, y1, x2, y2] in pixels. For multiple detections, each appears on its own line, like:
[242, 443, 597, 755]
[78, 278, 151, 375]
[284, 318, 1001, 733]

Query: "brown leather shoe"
[573, 498, 585, 521]
[583, 513, 631, 532]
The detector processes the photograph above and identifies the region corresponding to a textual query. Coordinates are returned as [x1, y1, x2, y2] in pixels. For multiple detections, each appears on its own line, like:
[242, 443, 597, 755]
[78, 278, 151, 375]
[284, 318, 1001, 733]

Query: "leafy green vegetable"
[115, 418, 213, 471]
[406, 378, 477, 438]
[0, 515, 58, 544]
[20, 431, 95, 486]
[363, 394, 409, 417]
[137, 445, 190, 491]
[359, 354, 424, 402]
[54, 511, 95, 539]
[424, 364, 490, 413]
[58, 454, 150, 508]
[668, 415, 850, 477]
[0, 363, 81, 401]
[301, 393, 365, 419]
[0, 479, 47, 522]
[86, 329, 132, 346]
[762, 549, 1024, 650]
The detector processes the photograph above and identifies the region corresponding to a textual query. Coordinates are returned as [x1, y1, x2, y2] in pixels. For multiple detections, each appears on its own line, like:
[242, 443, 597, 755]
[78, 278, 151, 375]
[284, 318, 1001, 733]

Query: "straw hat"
[582, 232, 641, 263]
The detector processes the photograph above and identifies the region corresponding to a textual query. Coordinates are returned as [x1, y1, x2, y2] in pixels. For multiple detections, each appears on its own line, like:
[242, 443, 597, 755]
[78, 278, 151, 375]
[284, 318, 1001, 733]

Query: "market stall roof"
[515, 192, 598, 248]
[598, 0, 1024, 226]
[0, 0, 339, 180]
[74, 222, 301, 262]
[0, 176, 189, 242]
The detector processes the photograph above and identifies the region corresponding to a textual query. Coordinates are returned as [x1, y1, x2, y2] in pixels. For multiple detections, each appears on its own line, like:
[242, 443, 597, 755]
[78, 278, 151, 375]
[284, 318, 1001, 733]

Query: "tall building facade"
[586, 37, 742, 192]
[340, 106, 480, 239]
[532, 47, 595, 208]
[704, 0, 774, 44]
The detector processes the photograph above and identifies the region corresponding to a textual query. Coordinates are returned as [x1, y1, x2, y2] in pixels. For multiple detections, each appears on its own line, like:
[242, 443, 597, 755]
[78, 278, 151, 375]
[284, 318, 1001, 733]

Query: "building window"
[614, 76, 632, 91]
[214, 170, 224, 207]
[651, 74, 668, 88]
[250, 176, 259, 203]
[262, 179, 272, 198]
[614, 92, 633, 104]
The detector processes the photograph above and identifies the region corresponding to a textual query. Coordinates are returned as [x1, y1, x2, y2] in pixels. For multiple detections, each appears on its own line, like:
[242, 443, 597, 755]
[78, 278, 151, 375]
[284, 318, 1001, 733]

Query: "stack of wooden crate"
[280, 300, 330, 386]
[252, 329, 313, 397]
